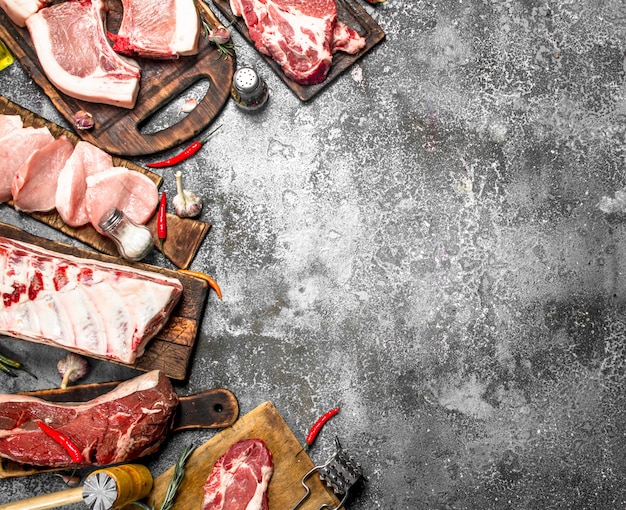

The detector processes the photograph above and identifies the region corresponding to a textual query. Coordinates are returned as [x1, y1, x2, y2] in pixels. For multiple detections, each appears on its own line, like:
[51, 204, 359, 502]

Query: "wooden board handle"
[173, 388, 239, 431]
[0, 487, 83, 510]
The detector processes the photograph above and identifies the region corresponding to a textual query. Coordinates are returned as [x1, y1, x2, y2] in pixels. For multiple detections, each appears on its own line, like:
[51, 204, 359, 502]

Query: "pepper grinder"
[231, 66, 269, 111]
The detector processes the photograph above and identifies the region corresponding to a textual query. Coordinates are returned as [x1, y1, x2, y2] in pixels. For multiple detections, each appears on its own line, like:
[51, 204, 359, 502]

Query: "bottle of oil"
[0, 39, 14, 71]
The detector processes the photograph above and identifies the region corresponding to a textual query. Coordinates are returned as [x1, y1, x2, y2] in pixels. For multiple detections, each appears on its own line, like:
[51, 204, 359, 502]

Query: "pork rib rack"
[0, 236, 183, 364]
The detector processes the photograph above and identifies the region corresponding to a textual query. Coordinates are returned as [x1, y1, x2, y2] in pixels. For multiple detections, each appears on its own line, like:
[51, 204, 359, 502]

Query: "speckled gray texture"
[1, 0, 626, 508]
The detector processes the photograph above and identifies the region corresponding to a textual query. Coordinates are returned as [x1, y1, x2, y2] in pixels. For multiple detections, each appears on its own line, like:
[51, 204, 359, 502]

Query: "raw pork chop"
[26, 0, 141, 108]
[12, 135, 74, 212]
[0, 370, 178, 468]
[55, 141, 113, 227]
[0, 126, 54, 203]
[85, 167, 159, 234]
[0, 0, 48, 26]
[0, 114, 23, 138]
[109, 0, 199, 58]
[230, 0, 337, 85]
[0, 236, 183, 363]
[202, 438, 273, 510]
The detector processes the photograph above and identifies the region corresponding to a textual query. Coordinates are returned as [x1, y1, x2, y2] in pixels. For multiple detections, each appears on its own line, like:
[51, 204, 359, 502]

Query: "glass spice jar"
[231, 66, 269, 111]
[98, 208, 153, 261]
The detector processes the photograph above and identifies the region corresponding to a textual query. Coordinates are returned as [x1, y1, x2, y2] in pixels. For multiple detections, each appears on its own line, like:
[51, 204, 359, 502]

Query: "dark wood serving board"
[0, 96, 211, 269]
[120, 402, 341, 510]
[0, 0, 234, 156]
[0, 381, 239, 478]
[0, 222, 209, 381]
[213, 0, 385, 101]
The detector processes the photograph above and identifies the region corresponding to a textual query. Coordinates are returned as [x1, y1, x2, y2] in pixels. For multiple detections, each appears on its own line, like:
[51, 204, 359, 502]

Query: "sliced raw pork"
[26, 0, 141, 108]
[109, 0, 199, 58]
[12, 136, 74, 212]
[0, 0, 49, 27]
[202, 438, 273, 510]
[55, 141, 113, 227]
[0, 236, 183, 363]
[85, 167, 159, 233]
[0, 114, 23, 138]
[0, 126, 55, 203]
[0, 370, 178, 468]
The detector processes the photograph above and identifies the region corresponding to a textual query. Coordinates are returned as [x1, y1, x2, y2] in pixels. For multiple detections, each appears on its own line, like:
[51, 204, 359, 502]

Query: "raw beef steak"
[0, 0, 49, 26]
[0, 236, 183, 364]
[26, 0, 141, 108]
[202, 438, 273, 510]
[0, 370, 178, 468]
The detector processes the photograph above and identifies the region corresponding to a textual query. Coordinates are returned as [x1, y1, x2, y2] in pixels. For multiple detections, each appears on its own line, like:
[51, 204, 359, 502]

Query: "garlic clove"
[173, 171, 203, 218]
[73, 110, 94, 130]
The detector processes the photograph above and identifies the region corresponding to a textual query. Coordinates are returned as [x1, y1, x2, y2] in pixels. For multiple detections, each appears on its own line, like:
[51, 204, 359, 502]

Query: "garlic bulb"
[173, 171, 203, 218]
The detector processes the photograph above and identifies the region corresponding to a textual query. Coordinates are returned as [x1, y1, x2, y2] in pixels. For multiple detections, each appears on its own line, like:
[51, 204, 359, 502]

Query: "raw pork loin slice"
[0, 114, 23, 138]
[0, 370, 178, 468]
[55, 141, 114, 227]
[85, 166, 159, 234]
[109, 0, 199, 58]
[0, 126, 54, 203]
[0, 236, 183, 363]
[26, 0, 141, 108]
[0, 0, 49, 26]
[202, 438, 274, 510]
[12, 136, 74, 213]
[229, 0, 365, 85]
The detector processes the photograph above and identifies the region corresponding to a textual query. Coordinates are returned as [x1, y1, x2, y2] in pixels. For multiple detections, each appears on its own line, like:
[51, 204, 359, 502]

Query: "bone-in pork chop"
[109, 0, 199, 58]
[26, 0, 141, 108]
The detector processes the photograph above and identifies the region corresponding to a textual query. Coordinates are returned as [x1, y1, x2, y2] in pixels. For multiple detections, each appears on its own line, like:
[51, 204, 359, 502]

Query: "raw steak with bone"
[0, 370, 178, 468]
[229, 0, 366, 85]
[0, 235, 183, 363]
[25, 0, 142, 109]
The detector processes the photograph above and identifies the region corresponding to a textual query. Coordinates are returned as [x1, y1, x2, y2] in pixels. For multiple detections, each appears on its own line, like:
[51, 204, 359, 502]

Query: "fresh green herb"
[0, 352, 36, 378]
[131, 444, 196, 510]
[195, 1, 234, 58]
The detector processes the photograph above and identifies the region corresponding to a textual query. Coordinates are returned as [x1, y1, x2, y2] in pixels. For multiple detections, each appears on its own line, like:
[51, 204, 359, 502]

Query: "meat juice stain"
[0, 39, 14, 71]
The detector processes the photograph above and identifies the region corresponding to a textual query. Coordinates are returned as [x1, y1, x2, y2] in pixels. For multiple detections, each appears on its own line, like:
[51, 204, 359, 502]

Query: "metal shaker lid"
[233, 67, 260, 94]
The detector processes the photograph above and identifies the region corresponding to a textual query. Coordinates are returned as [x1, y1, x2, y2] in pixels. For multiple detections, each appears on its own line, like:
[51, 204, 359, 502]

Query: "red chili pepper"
[37, 420, 83, 464]
[157, 192, 167, 250]
[146, 125, 222, 168]
[304, 407, 340, 450]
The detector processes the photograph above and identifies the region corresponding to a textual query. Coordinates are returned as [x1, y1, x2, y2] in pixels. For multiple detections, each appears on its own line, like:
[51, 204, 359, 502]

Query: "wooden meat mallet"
[0, 463, 153, 510]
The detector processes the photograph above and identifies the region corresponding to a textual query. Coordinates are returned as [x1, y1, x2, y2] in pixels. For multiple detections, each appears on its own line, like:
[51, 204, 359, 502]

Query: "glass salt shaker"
[98, 208, 154, 261]
[231, 66, 269, 111]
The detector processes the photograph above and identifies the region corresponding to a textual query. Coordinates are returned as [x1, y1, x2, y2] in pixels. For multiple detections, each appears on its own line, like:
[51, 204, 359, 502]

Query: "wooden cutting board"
[0, 0, 234, 156]
[120, 402, 342, 510]
[213, 0, 386, 101]
[0, 96, 211, 270]
[0, 381, 240, 479]
[0, 222, 209, 381]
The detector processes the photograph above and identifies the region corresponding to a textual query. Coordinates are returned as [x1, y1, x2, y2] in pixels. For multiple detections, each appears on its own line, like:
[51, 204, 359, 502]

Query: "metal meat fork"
[292, 437, 363, 510]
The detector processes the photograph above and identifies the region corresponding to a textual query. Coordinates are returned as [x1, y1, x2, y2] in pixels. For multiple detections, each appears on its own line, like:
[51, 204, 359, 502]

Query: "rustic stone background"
[1, 0, 625, 508]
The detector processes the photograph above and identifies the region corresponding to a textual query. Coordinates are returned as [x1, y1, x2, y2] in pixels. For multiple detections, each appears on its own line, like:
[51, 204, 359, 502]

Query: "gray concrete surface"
[1, 0, 626, 508]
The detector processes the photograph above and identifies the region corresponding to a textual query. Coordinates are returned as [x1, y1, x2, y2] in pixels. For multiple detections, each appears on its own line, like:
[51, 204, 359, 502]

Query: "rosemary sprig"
[195, 1, 235, 58]
[131, 444, 196, 510]
[0, 352, 37, 378]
